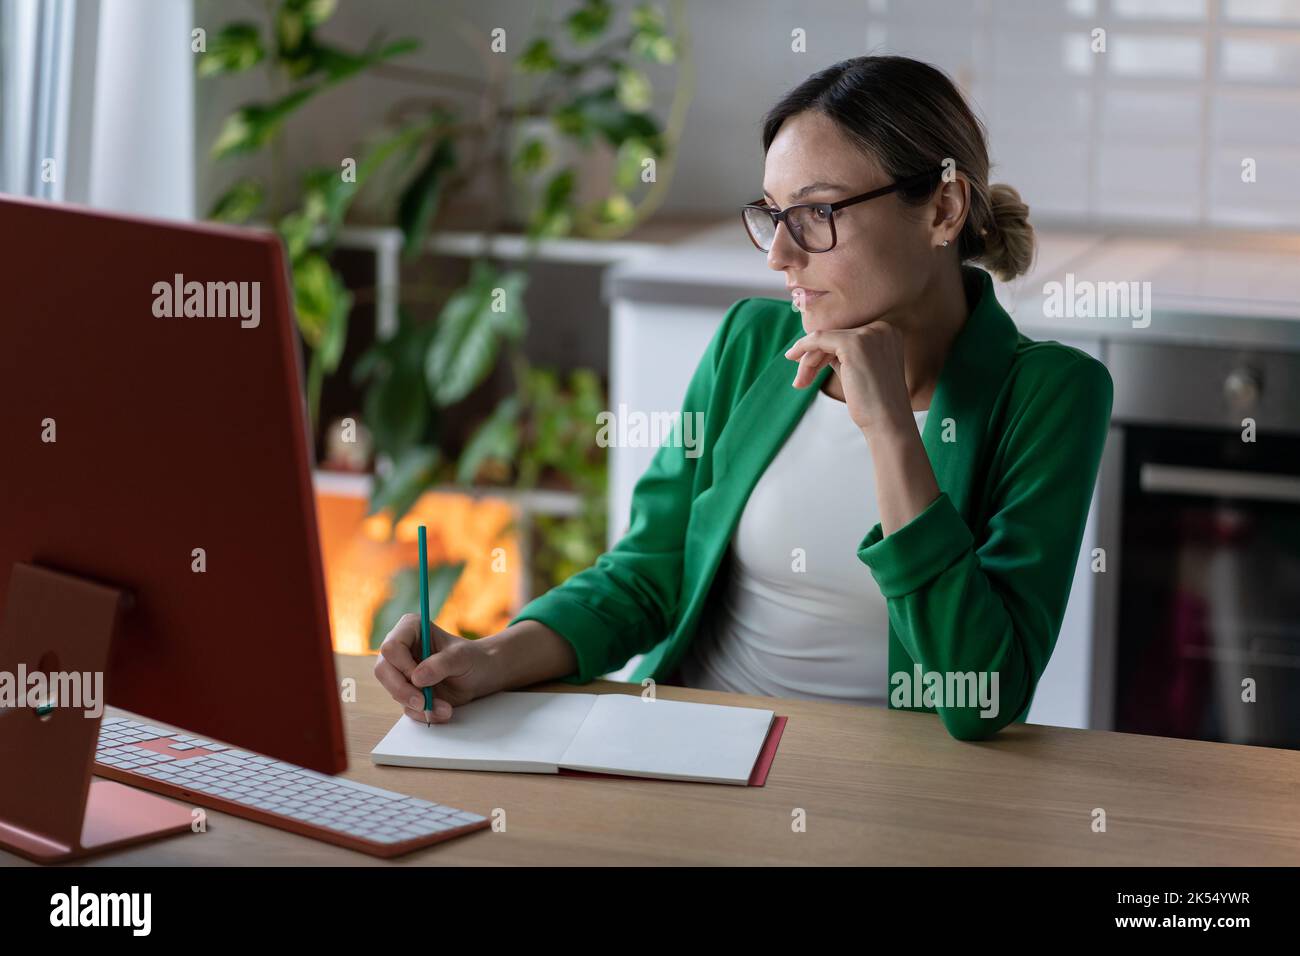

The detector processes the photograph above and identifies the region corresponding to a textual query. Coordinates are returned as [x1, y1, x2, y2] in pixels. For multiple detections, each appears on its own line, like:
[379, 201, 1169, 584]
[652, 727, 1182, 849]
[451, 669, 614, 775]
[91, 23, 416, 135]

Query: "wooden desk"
[5, 652, 1300, 865]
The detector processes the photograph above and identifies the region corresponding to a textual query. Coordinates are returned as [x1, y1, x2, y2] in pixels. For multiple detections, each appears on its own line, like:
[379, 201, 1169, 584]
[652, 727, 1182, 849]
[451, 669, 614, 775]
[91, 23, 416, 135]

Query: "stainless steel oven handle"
[1139, 463, 1300, 504]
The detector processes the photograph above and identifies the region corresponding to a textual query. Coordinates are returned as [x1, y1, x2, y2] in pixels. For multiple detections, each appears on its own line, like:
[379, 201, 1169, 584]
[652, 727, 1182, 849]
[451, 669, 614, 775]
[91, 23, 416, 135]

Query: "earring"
[941, 239, 949, 247]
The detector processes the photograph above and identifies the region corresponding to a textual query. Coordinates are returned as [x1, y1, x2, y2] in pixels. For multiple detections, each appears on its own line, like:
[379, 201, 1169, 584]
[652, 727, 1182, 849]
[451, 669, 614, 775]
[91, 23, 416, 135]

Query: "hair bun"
[980, 183, 1035, 281]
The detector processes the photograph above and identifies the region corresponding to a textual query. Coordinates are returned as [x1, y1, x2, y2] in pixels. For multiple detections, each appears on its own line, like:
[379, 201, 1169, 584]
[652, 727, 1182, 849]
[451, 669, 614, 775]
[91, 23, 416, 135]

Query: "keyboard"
[93, 716, 490, 858]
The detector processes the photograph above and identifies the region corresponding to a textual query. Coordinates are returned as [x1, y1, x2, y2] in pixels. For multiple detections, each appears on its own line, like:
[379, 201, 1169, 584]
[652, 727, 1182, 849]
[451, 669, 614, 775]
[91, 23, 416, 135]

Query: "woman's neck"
[820, 267, 971, 410]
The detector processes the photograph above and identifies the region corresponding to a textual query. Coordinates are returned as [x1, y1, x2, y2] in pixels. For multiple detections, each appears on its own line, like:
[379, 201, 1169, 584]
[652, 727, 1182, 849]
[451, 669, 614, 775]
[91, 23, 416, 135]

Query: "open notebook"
[370, 692, 782, 786]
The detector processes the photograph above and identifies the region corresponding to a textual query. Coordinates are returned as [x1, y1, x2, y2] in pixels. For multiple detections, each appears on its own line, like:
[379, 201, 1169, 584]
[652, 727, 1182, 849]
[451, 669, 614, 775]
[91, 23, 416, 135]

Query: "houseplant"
[199, 0, 689, 645]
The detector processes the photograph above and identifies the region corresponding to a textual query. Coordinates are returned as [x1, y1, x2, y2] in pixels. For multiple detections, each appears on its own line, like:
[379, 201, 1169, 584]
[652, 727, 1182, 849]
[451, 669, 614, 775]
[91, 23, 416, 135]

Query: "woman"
[373, 55, 1113, 740]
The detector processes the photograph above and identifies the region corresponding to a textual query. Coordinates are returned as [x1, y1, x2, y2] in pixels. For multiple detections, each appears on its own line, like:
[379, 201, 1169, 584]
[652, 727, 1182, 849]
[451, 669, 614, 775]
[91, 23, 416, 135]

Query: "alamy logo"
[0, 666, 103, 718]
[890, 665, 1000, 718]
[49, 886, 151, 936]
[1042, 272, 1151, 328]
[152, 273, 260, 328]
[595, 404, 704, 458]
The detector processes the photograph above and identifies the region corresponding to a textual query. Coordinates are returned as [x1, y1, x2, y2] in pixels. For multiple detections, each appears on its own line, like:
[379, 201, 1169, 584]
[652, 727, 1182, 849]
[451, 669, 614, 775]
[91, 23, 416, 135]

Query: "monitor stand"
[0, 562, 195, 862]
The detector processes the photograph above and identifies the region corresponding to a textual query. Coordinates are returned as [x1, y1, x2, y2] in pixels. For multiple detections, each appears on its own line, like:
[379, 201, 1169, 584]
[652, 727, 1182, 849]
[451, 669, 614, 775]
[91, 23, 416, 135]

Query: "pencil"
[417, 524, 435, 726]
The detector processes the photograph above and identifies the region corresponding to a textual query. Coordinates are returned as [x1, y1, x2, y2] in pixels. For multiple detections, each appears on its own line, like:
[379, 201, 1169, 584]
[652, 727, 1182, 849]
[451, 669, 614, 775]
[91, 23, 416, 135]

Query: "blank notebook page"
[558, 694, 774, 785]
[370, 692, 598, 773]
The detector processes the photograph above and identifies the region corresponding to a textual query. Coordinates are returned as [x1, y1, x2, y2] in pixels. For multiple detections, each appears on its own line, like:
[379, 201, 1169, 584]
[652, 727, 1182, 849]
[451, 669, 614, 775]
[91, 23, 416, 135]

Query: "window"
[0, 0, 75, 200]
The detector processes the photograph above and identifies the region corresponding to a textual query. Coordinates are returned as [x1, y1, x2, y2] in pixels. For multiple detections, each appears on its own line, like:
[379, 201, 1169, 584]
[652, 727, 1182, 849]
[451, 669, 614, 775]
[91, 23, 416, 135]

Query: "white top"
[678, 387, 929, 707]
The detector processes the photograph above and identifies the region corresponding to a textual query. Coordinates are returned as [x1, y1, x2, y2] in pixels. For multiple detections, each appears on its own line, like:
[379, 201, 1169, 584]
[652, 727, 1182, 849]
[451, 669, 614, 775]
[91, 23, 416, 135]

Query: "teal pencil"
[417, 525, 435, 725]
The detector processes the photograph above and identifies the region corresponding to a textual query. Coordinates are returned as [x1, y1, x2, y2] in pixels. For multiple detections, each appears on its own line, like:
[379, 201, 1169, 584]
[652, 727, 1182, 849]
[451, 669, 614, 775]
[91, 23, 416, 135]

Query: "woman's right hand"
[372, 614, 503, 724]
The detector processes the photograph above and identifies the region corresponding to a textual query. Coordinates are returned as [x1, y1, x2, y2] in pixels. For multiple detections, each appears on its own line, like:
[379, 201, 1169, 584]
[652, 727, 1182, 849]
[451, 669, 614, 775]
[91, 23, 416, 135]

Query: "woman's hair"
[761, 55, 1034, 281]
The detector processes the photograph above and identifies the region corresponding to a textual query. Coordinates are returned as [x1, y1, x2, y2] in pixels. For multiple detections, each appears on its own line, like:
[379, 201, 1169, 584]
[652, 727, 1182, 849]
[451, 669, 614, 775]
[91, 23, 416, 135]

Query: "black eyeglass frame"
[741, 169, 941, 253]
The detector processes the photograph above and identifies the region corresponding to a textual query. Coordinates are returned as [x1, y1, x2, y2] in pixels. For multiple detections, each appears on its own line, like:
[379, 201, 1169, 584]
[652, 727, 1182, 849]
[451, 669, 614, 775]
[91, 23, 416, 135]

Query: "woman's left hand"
[784, 322, 914, 436]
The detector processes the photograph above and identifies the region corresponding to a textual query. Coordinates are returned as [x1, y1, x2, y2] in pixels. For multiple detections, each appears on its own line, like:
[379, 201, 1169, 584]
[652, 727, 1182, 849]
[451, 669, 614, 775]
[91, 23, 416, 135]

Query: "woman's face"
[761, 110, 951, 333]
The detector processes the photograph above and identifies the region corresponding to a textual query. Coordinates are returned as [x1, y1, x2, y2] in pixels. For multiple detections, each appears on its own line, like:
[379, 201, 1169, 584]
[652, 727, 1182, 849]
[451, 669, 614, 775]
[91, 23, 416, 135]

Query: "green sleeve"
[507, 298, 748, 684]
[856, 355, 1114, 740]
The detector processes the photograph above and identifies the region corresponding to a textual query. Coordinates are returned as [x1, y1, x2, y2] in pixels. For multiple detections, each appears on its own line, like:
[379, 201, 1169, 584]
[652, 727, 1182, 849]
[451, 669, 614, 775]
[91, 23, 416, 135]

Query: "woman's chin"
[800, 311, 838, 334]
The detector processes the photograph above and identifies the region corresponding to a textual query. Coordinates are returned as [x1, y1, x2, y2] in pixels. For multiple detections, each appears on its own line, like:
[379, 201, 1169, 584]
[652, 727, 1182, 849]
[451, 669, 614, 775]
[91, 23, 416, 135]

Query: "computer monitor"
[0, 196, 346, 789]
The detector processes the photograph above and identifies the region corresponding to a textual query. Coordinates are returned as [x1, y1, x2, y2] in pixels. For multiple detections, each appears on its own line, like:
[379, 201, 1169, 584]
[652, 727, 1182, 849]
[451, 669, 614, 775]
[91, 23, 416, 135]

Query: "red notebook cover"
[555, 714, 787, 787]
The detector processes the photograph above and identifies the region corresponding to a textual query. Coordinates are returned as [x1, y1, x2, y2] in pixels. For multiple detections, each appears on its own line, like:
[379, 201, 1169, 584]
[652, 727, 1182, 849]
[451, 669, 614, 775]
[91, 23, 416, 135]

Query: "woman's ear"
[931, 173, 971, 246]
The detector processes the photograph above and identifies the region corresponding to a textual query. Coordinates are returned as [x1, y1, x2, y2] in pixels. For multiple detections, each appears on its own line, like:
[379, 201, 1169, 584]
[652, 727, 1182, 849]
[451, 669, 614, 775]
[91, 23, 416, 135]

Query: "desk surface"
[6, 652, 1300, 865]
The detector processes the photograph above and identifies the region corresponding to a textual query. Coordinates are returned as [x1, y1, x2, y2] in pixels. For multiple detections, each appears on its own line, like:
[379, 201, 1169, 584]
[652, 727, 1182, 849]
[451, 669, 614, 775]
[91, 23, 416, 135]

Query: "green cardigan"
[510, 265, 1114, 740]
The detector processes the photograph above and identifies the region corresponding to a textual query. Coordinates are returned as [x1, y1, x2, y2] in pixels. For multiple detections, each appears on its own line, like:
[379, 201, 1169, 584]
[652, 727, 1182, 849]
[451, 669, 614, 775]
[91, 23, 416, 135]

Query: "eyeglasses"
[741, 170, 940, 253]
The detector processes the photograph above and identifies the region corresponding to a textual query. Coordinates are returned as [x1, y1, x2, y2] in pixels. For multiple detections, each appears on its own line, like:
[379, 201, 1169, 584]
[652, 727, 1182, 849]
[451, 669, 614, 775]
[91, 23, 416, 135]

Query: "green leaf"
[360, 110, 455, 214]
[299, 165, 357, 241]
[614, 137, 651, 191]
[208, 179, 264, 223]
[357, 108, 452, 183]
[211, 111, 254, 159]
[570, 367, 605, 413]
[368, 560, 466, 651]
[211, 38, 417, 159]
[211, 87, 317, 159]
[286, 112, 454, 253]
[300, 0, 338, 27]
[316, 286, 349, 373]
[551, 102, 588, 140]
[592, 192, 635, 227]
[487, 267, 528, 341]
[197, 23, 264, 78]
[511, 137, 549, 177]
[421, 261, 528, 408]
[368, 446, 440, 522]
[543, 167, 576, 214]
[629, 3, 675, 62]
[361, 314, 435, 457]
[311, 38, 419, 83]
[516, 365, 608, 495]
[517, 38, 559, 73]
[528, 167, 576, 237]
[278, 211, 314, 262]
[397, 136, 457, 259]
[424, 270, 502, 408]
[631, 32, 676, 64]
[529, 209, 572, 239]
[615, 67, 652, 112]
[527, 366, 560, 406]
[276, 0, 314, 55]
[566, 0, 612, 44]
[457, 396, 521, 484]
[555, 87, 661, 151]
[630, 4, 665, 32]
[292, 254, 352, 369]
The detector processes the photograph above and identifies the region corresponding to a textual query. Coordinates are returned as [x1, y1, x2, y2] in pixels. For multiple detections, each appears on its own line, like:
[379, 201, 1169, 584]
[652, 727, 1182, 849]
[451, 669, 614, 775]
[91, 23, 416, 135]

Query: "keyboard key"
[334, 778, 406, 800]
[399, 797, 440, 810]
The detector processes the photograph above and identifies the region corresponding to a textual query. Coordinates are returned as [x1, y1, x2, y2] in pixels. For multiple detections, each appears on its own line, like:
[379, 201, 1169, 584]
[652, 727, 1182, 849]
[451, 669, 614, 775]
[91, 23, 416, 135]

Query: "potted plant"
[199, 0, 690, 645]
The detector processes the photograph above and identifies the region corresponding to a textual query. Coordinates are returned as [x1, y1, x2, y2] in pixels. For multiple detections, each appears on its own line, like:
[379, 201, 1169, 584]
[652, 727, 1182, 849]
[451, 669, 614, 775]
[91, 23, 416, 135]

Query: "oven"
[1091, 340, 1300, 749]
